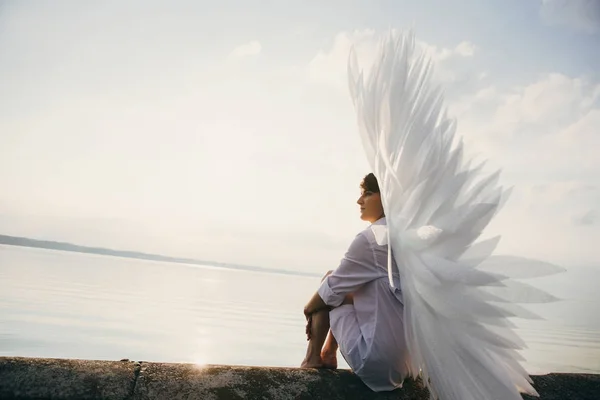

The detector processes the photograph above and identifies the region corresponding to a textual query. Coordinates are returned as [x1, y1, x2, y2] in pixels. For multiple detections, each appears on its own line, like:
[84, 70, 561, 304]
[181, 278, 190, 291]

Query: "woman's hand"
[304, 292, 327, 341]
[305, 313, 313, 341]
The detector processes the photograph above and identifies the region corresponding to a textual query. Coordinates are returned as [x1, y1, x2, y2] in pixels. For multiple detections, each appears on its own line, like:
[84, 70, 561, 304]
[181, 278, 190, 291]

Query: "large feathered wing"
[348, 30, 563, 400]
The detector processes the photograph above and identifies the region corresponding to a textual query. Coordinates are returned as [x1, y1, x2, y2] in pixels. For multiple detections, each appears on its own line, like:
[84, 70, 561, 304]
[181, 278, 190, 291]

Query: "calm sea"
[0, 244, 598, 374]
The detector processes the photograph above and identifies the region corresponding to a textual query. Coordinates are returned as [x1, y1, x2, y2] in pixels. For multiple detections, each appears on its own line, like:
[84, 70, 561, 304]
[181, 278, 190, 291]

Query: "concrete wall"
[0, 357, 599, 399]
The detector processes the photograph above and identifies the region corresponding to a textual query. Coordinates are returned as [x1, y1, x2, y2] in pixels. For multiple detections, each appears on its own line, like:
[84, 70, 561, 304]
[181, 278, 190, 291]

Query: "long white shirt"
[317, 217, 409, 392]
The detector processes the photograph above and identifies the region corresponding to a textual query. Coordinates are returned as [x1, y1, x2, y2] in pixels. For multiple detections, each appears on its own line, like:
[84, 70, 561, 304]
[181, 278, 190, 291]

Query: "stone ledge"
[0, 357, 599, 399]
[0, 357, 139, 400]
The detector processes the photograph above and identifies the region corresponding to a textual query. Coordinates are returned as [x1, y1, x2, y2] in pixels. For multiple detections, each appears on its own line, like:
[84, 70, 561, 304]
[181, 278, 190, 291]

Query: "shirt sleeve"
[317, 231, 385, 307]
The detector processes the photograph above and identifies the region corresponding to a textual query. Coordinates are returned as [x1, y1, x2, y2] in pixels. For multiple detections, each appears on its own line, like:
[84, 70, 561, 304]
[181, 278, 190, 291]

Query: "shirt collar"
[372, 216, 387, 226]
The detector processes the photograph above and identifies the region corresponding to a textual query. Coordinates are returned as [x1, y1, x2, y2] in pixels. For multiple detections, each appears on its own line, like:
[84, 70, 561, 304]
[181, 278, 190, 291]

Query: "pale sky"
[1, 0, 599, 273]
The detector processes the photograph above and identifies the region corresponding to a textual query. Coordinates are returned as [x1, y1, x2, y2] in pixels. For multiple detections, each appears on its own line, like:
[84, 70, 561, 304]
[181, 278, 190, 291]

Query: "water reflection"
[0, 244, 599, 374]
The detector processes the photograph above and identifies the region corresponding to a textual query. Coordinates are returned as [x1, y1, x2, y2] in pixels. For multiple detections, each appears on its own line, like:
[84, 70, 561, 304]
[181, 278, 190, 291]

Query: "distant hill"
[0, 234, 319, 278]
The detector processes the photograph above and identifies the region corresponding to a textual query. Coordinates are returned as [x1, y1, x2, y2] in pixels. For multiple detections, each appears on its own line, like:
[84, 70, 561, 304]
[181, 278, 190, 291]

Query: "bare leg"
[321, 294, 353, 369]
[301, 271, 353, 369]
[301, 271, 333, 369]
[301, 307, 330, 368]
[320, 330, 338, 369]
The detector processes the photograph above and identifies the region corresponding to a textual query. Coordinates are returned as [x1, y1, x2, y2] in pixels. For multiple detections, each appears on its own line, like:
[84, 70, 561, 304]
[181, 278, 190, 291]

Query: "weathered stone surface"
[0, 357, 139, 400]
[133, 362, 427, 400]
[524, 373, 600, 400]
[0, 357, 599, 399]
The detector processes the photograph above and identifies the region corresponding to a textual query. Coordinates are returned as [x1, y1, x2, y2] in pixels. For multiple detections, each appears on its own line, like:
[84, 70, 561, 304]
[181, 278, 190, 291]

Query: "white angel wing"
[348, 30, 563, 400]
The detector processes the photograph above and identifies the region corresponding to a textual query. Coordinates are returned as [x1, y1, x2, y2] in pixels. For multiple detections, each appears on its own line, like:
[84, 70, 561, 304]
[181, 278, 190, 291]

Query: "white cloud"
[228, 40, 262, 59]
[306, 29, 377, 87]
[494, 73, 598, 130]
[422, 40, 477, 62]
[538, 0, 600, 34]
[306, 29, 477, 88]
[455, 41, 476, 57]
[450, 73, 600, 167]
[444, 72, 600, 266]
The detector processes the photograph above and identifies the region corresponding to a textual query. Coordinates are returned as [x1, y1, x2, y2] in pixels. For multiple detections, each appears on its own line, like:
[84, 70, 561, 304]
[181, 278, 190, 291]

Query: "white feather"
[348, 30, 562, 399]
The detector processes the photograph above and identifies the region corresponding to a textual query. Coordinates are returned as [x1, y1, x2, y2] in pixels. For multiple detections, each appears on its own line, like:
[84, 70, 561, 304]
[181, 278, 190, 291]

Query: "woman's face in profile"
[357, 189, 384, 223]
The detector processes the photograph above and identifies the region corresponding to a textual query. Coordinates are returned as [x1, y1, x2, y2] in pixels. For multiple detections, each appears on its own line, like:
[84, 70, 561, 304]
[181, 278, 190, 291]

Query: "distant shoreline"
[0, 234, 320, 278]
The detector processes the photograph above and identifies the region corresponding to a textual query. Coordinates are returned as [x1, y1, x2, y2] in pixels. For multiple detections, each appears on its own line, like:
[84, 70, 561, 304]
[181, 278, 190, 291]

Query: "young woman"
[301, 173, 409, 392]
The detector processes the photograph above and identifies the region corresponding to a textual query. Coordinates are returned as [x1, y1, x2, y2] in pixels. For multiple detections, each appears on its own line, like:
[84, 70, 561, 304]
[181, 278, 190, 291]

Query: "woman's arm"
[304, 290, 328, 316]
[315, 232, 383, 308]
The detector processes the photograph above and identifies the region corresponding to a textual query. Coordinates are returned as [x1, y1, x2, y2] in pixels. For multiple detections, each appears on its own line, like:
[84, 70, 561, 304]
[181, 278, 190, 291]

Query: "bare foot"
[320, 350, 337, 369]
[300, 356, 324, 369]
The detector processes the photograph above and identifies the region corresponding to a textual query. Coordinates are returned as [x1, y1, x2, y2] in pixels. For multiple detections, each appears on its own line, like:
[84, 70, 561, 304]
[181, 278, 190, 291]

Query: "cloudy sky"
[1, 0, 599, 273]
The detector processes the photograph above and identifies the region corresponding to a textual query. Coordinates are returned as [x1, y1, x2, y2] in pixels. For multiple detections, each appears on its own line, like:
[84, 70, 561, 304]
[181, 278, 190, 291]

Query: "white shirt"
[317, 217, 409, 392]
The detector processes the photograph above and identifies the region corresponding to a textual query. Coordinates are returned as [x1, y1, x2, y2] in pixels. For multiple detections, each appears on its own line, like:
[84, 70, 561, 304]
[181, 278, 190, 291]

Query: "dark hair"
[360, 173, 380, 194]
